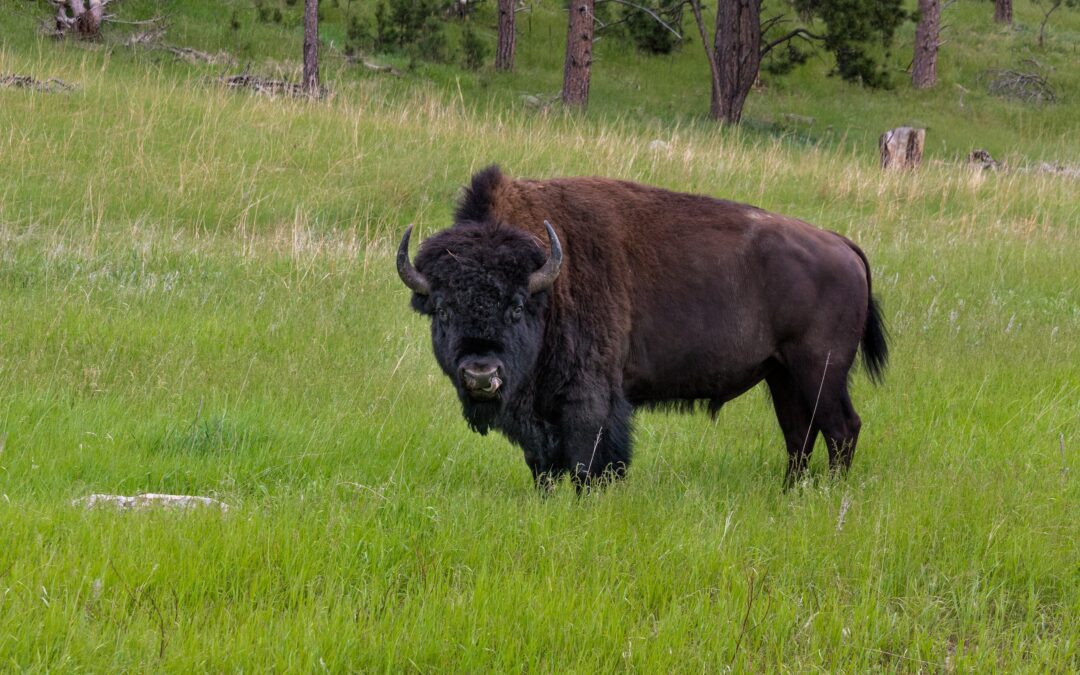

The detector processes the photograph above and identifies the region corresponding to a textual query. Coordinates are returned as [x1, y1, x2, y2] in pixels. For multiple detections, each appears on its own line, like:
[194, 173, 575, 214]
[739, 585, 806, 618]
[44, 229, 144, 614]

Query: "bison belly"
[622, 273, 778, 407]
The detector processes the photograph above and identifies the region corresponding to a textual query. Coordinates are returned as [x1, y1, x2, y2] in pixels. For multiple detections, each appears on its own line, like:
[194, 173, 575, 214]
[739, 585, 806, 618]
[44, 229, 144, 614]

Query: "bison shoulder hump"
[455, 164, 505, 224]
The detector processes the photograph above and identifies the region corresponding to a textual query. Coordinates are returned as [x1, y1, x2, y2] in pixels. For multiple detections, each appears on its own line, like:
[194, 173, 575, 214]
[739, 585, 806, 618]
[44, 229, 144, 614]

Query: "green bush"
[414, 15, 450, 63]
[622, 1, 684, 55]
[376, 0, 441, 49]
[460, 23, 488, 70]
[346, 13, 376, 54]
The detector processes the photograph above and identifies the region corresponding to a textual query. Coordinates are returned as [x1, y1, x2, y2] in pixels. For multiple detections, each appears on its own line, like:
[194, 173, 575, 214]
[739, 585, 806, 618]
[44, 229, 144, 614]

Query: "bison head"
[397, 221, 562, 434]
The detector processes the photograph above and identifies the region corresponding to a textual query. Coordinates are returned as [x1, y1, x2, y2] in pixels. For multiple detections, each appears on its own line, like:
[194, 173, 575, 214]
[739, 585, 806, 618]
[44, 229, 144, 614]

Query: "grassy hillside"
[1, 0, 1079, 671]
[4, 0, 1080, 162]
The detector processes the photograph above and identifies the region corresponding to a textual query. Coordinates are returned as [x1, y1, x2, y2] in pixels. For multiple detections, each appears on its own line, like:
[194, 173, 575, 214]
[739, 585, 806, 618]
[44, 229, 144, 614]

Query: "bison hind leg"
[820, 388, 861, 476]
[783, 350, 863, 479]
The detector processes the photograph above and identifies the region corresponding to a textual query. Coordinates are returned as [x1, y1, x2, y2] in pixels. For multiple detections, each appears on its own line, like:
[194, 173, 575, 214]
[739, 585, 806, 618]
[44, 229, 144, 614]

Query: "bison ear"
[397, 225, 431, 295]
[527, 221, 562, 294]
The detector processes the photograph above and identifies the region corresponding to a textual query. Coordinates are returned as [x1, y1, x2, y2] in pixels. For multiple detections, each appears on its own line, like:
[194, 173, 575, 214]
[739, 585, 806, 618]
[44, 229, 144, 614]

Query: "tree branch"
[759, 27, 823, 58]
[597, 0, 683, 39]
[1038, 0, 1063, 48]
[688, 0, 716, 65]
[759, 14, 788, 35]
[102, 15, 165, 26]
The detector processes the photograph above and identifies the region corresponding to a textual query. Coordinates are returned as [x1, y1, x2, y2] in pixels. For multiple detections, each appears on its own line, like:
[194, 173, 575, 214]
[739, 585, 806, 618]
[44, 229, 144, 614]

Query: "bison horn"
[527, 221, 563, 294]
[396, 225, 430, 295]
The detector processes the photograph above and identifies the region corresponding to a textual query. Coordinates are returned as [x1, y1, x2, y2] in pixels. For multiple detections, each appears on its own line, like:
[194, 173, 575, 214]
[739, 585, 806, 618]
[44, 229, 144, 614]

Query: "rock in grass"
[73, 493, 230, 512]
[967, 149, 1004, 171]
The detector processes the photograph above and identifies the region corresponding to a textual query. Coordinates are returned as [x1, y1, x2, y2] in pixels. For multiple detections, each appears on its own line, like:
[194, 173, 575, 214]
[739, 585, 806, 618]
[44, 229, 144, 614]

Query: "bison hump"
[455, 164, 504, 224]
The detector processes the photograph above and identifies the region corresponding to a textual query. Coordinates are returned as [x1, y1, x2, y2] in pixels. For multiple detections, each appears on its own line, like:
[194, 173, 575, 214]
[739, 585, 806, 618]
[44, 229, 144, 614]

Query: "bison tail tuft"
[862, 294, 889, 385]
[845, 237, 889, 385]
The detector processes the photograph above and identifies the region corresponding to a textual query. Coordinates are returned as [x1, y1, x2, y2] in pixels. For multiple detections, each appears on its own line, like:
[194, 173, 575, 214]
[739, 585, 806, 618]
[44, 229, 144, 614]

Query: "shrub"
[622, 1, 685, 55]
[460, 23, 487, 70]
[373, 0, 453, 64]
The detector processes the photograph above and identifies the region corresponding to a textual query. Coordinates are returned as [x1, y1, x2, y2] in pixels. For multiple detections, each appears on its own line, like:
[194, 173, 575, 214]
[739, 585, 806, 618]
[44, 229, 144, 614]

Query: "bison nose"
[460, 362, 503, 395]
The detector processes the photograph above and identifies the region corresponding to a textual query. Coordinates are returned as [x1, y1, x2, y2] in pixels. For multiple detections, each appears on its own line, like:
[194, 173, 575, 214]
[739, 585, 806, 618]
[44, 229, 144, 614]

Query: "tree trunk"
[912, 0, 940, 89]
[562, 0, 594, 108]
[496, 0, 516, 71]
[689, 0, 762, 125]
[879, 127, 925, 170]
[302, 0, 320, 96]
[994, 0, 1012, 25]
[711, 0, 761, 124]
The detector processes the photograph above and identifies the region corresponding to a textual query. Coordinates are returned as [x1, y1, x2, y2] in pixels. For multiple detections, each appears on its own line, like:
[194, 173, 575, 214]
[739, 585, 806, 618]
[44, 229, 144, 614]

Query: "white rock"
[73, 493, 230, 512]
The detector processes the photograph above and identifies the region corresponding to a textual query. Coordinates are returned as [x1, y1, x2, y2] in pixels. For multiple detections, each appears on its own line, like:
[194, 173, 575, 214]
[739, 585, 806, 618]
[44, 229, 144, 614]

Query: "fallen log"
[0, 73, 76, 93]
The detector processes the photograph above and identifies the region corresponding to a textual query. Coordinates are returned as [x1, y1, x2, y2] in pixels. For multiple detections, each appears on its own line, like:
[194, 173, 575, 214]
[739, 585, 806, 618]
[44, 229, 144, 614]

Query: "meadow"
[1, 1, 1078, 671]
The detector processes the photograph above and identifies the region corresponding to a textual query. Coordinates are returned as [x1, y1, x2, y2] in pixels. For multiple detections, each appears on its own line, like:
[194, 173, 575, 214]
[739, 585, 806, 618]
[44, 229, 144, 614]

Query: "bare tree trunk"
[994, 0, 1012, 25]
[713, 0, 761, 124]
[562, 0, 594, 108]
[496, 0, 516, 71]
[303, 0, 320, 96]
[912, 0, 940, 89]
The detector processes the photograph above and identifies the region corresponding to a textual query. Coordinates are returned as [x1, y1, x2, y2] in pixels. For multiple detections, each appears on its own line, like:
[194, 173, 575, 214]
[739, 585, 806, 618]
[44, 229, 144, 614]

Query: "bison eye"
[508, 300, 524, 323]
[437, 306, 450, 324]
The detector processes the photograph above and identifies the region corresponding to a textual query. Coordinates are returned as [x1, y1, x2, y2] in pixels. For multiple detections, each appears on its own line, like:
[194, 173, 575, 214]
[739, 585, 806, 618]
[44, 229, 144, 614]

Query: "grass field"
[1, 1, 1079, 671]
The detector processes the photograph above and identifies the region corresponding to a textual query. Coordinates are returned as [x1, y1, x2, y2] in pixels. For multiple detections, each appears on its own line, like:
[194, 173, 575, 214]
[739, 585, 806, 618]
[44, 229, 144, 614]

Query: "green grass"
[1, 1, 1079, 671]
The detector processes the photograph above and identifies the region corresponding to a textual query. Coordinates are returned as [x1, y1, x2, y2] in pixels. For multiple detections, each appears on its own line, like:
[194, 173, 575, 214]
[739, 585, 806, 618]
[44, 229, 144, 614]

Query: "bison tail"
[843, 238, 889, 384]
[862, 293, 889, 385]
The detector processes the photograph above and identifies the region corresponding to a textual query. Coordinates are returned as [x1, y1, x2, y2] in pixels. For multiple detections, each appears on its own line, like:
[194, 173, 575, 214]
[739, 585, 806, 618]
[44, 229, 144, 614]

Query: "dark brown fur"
[408, 166, 888, 488]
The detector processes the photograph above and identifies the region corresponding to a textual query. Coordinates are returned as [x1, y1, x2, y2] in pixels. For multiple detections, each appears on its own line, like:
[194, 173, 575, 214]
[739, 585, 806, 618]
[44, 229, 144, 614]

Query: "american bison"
[397, 166, 888, 489]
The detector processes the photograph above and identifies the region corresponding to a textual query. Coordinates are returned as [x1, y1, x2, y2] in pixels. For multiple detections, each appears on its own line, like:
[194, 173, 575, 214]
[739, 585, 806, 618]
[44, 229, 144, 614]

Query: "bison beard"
[399, 166, 888, 490]
[462, 398, 500, 436]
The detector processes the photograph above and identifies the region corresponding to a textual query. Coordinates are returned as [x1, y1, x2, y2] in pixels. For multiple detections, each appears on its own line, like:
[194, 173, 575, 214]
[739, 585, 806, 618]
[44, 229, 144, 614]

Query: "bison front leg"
[523, 449, 565, 493]
[559, 393, 633, 489]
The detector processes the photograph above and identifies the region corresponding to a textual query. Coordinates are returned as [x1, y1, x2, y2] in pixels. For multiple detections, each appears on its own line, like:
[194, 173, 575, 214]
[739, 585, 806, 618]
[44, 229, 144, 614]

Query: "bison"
[397, 166, 888, 489]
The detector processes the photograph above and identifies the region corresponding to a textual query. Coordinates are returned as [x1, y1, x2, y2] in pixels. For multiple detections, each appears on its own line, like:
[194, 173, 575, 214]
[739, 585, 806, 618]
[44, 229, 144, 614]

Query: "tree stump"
[879, 127, 926, 170]
[54, 0, 105, 39]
